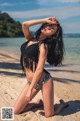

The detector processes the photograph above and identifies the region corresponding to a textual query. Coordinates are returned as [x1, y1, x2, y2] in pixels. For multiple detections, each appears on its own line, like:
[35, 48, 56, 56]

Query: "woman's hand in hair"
[44, 17, 59, 24]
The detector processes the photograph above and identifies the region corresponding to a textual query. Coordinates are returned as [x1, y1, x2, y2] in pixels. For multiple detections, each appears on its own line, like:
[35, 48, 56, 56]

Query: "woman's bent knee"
[13, 98, 30, 114]
[14, 106, 21, 114]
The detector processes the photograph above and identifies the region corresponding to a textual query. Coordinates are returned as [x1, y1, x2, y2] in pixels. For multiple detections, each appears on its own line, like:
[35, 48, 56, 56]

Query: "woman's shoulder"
[38, 42, 48, 55]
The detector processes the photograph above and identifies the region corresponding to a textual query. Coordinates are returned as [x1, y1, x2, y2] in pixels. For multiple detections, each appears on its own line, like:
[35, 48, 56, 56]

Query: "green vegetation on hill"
[0, 11, 80, 38]
[0, 11, 24, 37]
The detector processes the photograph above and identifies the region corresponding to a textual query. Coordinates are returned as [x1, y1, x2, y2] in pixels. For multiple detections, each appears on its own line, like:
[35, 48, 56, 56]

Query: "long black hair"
[20, 22, 65, 71]
[35, 23, 65, 66]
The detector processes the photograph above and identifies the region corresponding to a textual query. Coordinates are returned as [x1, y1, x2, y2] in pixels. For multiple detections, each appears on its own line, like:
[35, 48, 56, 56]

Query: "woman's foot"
[55, 99, 69, 114]
[60, 99, 69, 106]
[60, 99, 69, 109]
[35, 99, 44, 108]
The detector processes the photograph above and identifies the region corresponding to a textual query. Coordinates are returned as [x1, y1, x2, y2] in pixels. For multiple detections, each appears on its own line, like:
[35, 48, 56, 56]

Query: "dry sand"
[0, 49, 80, 121]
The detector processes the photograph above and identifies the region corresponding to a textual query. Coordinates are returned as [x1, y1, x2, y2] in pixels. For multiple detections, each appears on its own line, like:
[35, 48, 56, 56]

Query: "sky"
[0, 0, 80, 33]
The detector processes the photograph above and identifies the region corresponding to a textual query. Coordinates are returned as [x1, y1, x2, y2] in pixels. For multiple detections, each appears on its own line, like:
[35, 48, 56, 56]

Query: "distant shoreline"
[0, 33, 80, 38]
[63, 33, 80, 38]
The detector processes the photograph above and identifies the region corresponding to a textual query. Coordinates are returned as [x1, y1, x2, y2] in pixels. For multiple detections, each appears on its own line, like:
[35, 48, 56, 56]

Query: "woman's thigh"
[13, 83, 40, 114]
[41, 79, 54, 117]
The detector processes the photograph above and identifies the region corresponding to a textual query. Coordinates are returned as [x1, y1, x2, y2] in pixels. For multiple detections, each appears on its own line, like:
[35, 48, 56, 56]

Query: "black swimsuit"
[20, 39, 49, 74]
[20, 39, 53, 90]
[24, 42, 39, 72]
[20, 40, 38, 72]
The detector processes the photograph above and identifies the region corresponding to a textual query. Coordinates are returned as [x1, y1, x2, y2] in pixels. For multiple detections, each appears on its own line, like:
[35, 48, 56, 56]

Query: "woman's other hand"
[25, 88, 32, 101]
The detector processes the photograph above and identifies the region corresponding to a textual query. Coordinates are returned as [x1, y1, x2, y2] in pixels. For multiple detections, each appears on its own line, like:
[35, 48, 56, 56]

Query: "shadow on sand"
[21, 100, 80, 117]
[45, 63, 80, 67]
[0, 62, 25, 77]
[0, 62, 80, 82]
[57, 100, 80, 116]
[0, 62, 21, 70]
[47, 69, 80, 73]
[52, 77, 80, 84]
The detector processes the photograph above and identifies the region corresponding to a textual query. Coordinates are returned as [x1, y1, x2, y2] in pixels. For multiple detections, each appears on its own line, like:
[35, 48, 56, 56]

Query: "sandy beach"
[0, 48, 80, 121]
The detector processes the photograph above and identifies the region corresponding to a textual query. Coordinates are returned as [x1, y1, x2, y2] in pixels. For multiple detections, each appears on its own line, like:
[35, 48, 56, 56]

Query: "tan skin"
[13, 17, 68, 118]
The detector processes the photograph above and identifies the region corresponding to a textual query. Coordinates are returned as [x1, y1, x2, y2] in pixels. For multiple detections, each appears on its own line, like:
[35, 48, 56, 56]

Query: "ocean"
[0, 37, 80, 64]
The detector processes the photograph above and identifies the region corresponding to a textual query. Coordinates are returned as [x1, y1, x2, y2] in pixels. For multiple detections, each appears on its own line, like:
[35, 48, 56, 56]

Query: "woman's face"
[41, 24, 58, 37]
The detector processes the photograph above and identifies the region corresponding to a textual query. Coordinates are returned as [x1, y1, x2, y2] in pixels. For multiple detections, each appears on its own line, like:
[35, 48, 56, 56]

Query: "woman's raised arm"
[29, 43, 48, 90]
[25, 43, 48, 100]
[22, 17, 58, 40]
[22, 19, 46, 40]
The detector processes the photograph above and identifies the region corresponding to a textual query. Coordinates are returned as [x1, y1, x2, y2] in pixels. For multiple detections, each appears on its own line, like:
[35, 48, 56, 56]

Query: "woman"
[14, 17, 68, 117]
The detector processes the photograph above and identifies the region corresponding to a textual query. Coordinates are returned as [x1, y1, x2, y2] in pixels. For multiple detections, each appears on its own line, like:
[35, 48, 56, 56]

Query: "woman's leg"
[41, 78, 54, 118]
[41, 78, 69, 118]
[13, 83, 40, 114]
